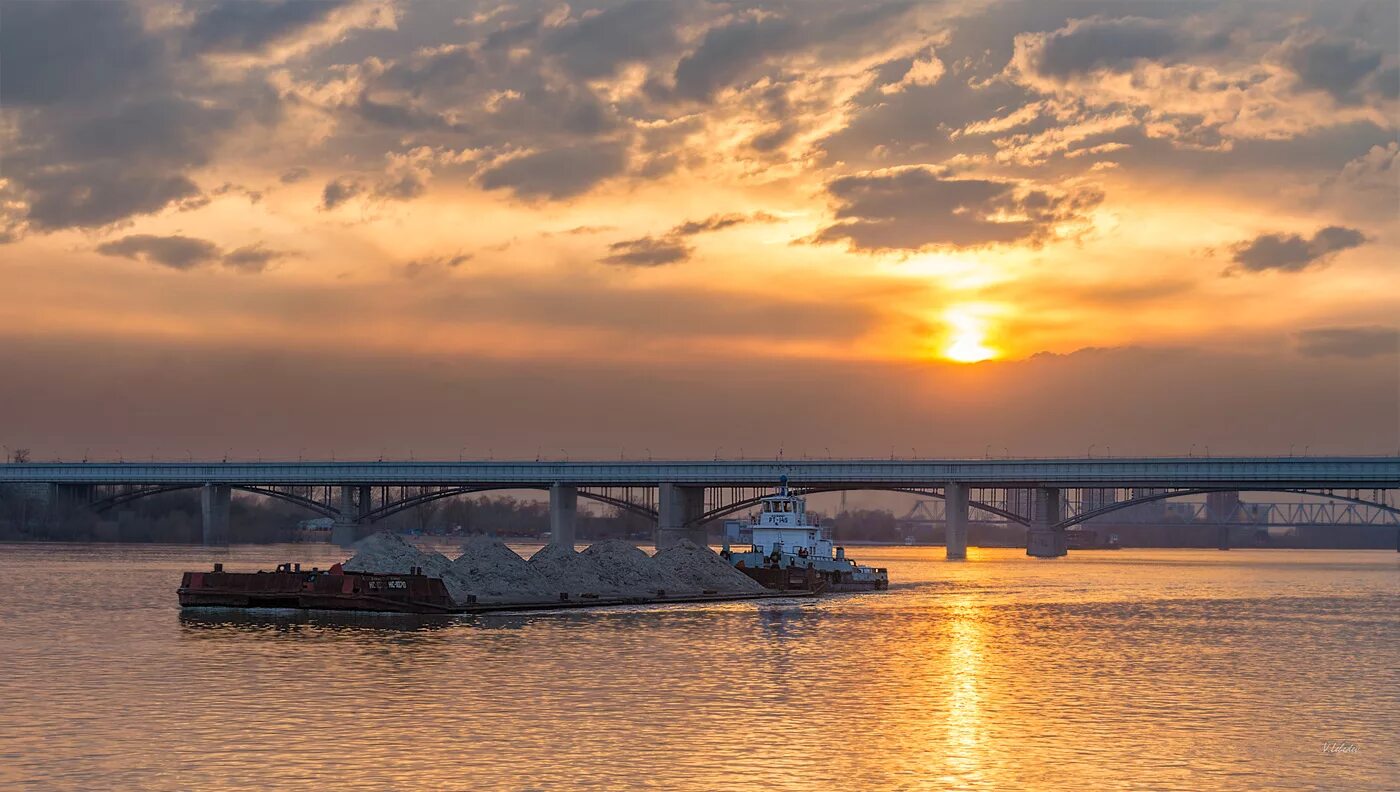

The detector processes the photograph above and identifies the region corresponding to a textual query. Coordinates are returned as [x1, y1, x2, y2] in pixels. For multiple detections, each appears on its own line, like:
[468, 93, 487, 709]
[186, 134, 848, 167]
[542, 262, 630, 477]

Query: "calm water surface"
[1, 542, 1396, 791]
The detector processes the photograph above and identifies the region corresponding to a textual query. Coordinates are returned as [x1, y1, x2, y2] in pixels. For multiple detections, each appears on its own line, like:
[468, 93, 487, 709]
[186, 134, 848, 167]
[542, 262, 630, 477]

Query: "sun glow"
[942, 305, 1000, 363]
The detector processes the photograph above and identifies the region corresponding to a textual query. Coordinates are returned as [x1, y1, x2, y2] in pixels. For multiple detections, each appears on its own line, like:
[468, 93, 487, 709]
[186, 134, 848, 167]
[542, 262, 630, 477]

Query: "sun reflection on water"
[943, 598, 986, 786]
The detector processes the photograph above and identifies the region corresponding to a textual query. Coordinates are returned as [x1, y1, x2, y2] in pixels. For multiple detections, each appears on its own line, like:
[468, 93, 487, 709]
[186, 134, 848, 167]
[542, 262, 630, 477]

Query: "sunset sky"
[1, 0, 1397, 460]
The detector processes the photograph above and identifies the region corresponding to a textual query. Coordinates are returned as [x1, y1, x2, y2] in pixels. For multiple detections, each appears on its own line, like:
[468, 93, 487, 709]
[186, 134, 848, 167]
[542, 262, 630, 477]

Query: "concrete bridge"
[3, 457, 1397, 557]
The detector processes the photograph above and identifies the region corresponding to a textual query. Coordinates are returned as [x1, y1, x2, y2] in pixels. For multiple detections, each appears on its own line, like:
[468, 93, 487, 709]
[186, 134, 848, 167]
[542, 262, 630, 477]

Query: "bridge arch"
[89, 485, 339, 517]
[697, 486, 1031, 526]
[363, 486, 659, 523]
[1056, 488, 1400, 530]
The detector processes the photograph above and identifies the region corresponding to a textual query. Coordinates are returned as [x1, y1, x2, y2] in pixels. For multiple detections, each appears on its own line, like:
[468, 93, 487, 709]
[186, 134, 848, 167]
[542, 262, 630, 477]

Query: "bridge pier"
[1209, 491, 1238, 550]
[657, 483, 705, 549]
[945, 482, 968, 560]
[331, 485, 360, 548]
[1026, 487, 1066, 558]
[358, 485, 372, 521]
[200, 484, 231, 546]
[550, 483, 578, 549]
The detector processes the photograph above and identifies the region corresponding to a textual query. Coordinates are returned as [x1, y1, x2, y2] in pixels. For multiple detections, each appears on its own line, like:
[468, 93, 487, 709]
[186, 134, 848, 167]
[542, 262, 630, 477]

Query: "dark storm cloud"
[1295, 326, 1398, 359]
[0, 0, 284, 233]
[481, 16, 543, 52]
[310, 3, 915, 198]
[478, 142, 629, 199]
[402, 252, 473, 278]
[373, 170, 427, 201]
[1018, 15, 1193, 77]
[673, 16, 798, 101]
[600, 237, 692, 267]
[320, 179, 364, 210]
[1281, 32, 1390, 104]
[280, 167, 311, 184]
[0, 0, 165, 106]
[184, 0, 351, 54]
[751, 122, 801, 152]
[1227, 226, 1368, 273]
[375, 46, 480, 95]
[668, 3, 915, 101]
[670, 213, 775, 237]
[57, 97, 235, 167]
[21, 168, 205, 232]
[815, 168, 1103, 252]
[813, 0, 1108, 171]
[341, 37, 624, 192]
[95, 234, 289, 273]
[351, 92, 473, 133]
[221, 244, 289, 273]
[96, 235, 222, 270]
[599, 212, 777, 266]
[542, 0, 682, 79]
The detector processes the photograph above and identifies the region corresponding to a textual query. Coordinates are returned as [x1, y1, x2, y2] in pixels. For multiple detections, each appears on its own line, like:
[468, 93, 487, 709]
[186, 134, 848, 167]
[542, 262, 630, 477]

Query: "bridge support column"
[1217, 524, 1231, 551]
[945, 482, 968, 560]
[358, 485, 372, 521]
[550, 484, 578, 549]
[657, 483, 705, 550]
[200, 484, 231, 547]
[332, 485, 360, 548]
[1026, 487, 1066, 558]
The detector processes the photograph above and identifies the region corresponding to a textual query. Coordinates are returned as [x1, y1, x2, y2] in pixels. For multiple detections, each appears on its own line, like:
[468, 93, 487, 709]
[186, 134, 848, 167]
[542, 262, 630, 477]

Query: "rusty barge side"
[178, 565, 817, 615]
[179, 565, 461, 614]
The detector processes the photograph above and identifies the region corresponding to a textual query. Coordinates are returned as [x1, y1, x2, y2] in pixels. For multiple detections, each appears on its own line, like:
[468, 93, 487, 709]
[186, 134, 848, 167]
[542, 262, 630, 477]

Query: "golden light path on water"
[0, 542, 1396, 790]
[942, 597, 986, 785]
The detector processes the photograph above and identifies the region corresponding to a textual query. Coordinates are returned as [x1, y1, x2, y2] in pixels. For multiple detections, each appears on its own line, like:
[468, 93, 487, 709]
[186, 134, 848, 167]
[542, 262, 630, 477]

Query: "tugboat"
[723, 478, 888, 592]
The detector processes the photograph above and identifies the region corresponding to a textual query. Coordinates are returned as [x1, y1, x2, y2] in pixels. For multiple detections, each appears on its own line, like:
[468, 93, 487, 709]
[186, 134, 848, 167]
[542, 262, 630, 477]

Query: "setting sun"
[942, 306, 1000, 363]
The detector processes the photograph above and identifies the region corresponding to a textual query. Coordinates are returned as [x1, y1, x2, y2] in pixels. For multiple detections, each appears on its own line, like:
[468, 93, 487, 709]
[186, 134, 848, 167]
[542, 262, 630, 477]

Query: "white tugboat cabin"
[723, 478, 888, 592]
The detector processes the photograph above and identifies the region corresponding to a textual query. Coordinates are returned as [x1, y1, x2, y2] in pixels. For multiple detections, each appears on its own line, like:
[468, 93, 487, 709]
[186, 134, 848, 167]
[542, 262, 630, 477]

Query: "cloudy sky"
[1, 0, 1396, 460]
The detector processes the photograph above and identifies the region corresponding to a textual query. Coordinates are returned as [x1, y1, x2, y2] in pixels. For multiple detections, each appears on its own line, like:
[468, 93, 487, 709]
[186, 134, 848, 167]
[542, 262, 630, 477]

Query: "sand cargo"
[178, 533, 813, 614]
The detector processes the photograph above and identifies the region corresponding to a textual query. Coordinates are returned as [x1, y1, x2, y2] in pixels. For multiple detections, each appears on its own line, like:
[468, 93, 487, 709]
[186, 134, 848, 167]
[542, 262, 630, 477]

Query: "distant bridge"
[900, 496, 1400, 528]
[2, 457, 1397, 557]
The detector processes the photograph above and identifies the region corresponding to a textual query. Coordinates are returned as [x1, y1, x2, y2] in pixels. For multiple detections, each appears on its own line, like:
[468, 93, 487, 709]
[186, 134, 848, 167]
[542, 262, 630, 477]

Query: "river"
[1, 542, 1396, 790]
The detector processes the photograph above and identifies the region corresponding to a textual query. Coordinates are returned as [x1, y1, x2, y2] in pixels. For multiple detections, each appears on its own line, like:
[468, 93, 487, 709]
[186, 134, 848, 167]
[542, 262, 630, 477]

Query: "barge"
[178, 562, 816, 615]
[723, 479, 889, 592]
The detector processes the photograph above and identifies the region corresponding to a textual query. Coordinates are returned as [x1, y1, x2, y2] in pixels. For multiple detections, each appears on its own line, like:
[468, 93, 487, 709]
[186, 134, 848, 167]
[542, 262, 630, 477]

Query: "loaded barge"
[178, 562, 814, 615]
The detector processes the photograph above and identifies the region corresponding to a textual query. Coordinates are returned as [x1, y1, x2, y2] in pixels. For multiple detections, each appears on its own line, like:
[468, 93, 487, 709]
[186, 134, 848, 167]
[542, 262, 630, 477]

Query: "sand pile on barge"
[344, 533, 771, 603]
[344, 533, 453, 578]
[653, 540, 767, 593]
[582, 540, 687, 594]
[447, 535, 551, 601]
[527, 542, 618, 596]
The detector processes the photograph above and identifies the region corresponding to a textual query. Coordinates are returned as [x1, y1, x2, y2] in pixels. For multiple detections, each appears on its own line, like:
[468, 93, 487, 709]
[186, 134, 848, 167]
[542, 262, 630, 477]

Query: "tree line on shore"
[0, 484, 916, 544]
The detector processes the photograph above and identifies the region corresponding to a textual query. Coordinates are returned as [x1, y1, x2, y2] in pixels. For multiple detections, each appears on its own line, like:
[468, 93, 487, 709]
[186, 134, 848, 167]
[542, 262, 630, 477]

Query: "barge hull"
[179, 569, 817, 615]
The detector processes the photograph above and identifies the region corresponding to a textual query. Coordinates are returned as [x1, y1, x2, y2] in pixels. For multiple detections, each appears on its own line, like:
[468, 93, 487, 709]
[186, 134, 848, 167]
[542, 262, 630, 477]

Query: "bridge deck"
[2, 457, 1397, 488]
